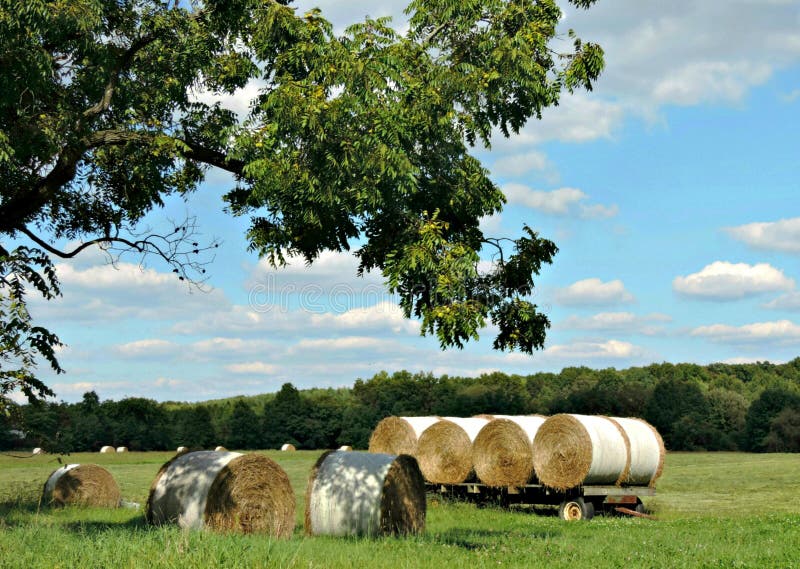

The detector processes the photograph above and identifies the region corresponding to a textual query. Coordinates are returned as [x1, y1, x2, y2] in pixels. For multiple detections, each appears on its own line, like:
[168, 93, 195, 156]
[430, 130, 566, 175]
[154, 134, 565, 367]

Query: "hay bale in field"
[368, 416, 440, 456]
[42, 464, 121, 508]
[473, 415, 546, 487]
[613, 417, 665, 487]
[280, 443, 296, 452]
[176, 446, 189, 454]
[146, 450, 294, 535]
[338, 445, 353, 451]
[214, 446, 227, 452]
[531, 414, 631, 491]
[305, 450, 425, 537]
[416, 417, 489, 484]
[32, 447, 44, 455]
[116, 446, 128, 453]
[99, 445, 115, 453]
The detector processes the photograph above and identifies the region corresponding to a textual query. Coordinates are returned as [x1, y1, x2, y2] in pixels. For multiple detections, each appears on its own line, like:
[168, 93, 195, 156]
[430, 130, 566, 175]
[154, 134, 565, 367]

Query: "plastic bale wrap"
[42, 464, 121, 508]
[115, 446, 128, 453]
[305, 450, 425, 537]
[416, 417, 489, 484]
[368, 416, 441, 456]
[613, 417, 665, 487]
[146, 450, 295, 536]
[473, 415, 547, 487]
[99, 445, 115, 454]
[280, 443, 296, 452]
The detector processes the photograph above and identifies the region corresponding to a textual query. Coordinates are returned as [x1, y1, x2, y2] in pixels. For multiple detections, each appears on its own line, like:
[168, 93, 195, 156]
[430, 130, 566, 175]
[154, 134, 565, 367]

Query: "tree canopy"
[0, 0, 604, 405]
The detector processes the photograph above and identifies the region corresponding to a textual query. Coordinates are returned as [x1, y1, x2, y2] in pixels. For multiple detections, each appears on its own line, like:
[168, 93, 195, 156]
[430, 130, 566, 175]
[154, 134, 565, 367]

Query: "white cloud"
[763, 292, 800, 311]
[782, 88, 800, 103]
[310, 302, 420, 335]
[691, 319, 800, 345]
[114, 339, 178, 358]
[725, 218, 800, 254]
[225, 362, 280, 375]
[558, 312, 671, 334]
[289, 336, 401, 354]
[503, 184, 618, 219]
[554, 278, 635, 306]
[673, 261, 795, 300]
[491, 151, 551, 178]
[543, 339, 647, 360]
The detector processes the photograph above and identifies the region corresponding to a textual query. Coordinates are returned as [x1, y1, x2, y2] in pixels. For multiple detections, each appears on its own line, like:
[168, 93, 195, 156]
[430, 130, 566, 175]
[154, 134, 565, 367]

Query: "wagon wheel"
[558, 497, 594, 521]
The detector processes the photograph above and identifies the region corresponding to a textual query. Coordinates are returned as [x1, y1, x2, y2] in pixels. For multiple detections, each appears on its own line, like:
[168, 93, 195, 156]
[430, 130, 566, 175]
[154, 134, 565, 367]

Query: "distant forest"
[3, 359, 800, 454]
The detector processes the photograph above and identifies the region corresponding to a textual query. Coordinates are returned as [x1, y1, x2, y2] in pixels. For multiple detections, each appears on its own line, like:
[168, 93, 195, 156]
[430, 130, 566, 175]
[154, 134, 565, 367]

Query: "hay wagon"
[426, 481, 654, 521]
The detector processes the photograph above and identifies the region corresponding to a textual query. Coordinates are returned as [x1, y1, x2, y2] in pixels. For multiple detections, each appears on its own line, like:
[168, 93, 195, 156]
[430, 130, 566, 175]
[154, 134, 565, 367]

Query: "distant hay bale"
[176, 446, 189, 454]
[32, 447, 44, 455]
[473, 415, 547, 487]
[116, 446, 128, 453]
[215, 446, 227, 452]
[368, 416, 441, 456]
[613, 417, 665, 487]
[280, 443, 296, 452]
[305, 450, 425, 537]
[99, 445, 115, 454]
[338, 445, 353, 451]
[532, 414, 631, 491]
[42, 464, 121, 508]
[416, 417, 489, 484]
[146, 450, 294, 535]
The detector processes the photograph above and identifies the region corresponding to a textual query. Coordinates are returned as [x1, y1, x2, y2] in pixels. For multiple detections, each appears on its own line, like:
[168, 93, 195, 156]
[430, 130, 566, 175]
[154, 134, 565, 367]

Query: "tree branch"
[16, 226, 143, 259]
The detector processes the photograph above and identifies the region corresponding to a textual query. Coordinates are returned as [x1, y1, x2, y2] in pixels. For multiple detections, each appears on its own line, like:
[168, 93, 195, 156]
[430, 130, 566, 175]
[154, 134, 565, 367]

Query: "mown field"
[1, 451, 798, 568]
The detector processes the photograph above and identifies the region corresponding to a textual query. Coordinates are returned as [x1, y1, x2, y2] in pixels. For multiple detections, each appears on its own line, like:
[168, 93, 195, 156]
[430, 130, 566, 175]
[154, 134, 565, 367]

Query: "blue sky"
[20, 0, 800, 403]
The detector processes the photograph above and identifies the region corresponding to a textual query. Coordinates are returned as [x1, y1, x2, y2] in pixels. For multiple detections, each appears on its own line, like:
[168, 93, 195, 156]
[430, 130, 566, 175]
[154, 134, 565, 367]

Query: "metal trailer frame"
[426, 482, 656, 520]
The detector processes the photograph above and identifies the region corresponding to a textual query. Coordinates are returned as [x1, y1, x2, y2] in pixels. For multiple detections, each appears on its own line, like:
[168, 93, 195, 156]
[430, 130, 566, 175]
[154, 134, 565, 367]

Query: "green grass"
[1, 451, 798, 568]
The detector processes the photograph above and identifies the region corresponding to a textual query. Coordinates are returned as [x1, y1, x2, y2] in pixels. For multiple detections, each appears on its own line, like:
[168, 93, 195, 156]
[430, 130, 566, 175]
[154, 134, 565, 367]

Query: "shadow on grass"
[429, 526, 563, 550]
[61, 515, 150, 535]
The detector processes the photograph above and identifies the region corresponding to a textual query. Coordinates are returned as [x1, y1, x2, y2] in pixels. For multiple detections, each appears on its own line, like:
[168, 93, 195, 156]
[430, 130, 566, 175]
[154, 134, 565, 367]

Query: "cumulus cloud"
[310, 302, 420, 335]
[558, 312, 671, 334]
[554, 278, 635, 306]
[225, 362, 280, 375]
[763, 292, 800, 311]
[114, 339, 179, 358]
[673, 261, 795, 300]
[542, 339, 647, 360]
[491, 151, 551, 178]
[725, 218, 800, 254]
[503, 184, 618, 219]
[691, 319, 800, 345]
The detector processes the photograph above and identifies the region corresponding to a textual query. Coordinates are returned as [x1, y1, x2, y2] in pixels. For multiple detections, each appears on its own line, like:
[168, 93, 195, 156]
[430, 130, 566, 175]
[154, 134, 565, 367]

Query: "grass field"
[1, 451, 798, 568]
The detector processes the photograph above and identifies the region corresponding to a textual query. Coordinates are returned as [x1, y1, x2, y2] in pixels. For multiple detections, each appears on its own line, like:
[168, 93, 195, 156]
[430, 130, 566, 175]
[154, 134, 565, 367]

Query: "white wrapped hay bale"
[368, 416, 440, 456]
[305, 450, 426, 537]
[280, 443, 296, 452]
[146, 450, 294, 536]
[338, 445, 353, 451]
[613, 417, 665, 486]
[532, 414, 631, 491]
[116, 446, 129, 453]
[416, 417, 489, 484]
[42, 464, 121, 507]
[32, 447, 44, 455]
[176, 446, 189, 454]
[473, 415, 547, 487]
[214, 446, 227, 452]
[99, 445, 115, 454]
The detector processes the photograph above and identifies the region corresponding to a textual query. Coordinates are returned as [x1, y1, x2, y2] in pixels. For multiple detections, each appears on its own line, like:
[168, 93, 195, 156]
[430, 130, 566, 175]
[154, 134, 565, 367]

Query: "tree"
[744, 388, 800, 452]
[0, 0, 603, 405]
[225, 399, 261, 449]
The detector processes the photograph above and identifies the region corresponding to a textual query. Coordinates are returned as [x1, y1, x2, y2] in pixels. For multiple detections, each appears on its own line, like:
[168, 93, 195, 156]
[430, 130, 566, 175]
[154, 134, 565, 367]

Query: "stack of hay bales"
[146, 450, 294, 535]
[416, 417, 489, 484]
[305, 450, 425, 537]
[368, 416, 440, 456]
[116, 446, 129, 453]
[42, 464, 121, 507]
[473, 415, 547, 487]
[280, 443, 296, 452]
[532, 414, 664, 491]
[99, 445, 115, 454]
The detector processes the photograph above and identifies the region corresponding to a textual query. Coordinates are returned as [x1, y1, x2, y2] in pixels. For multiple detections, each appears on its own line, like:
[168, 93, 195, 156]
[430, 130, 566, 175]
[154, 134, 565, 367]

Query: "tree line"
[3, 359, 800, 454]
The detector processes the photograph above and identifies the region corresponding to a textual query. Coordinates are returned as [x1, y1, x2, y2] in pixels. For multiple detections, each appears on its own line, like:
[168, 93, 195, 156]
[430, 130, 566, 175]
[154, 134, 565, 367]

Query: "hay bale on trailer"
[146, 450, 294, 535]
[368, 416, 440, 456]
[99, 445, 115, 453]
[116, 446, 128, 453]
[32, 447, 44, 455]
[613, 417, 665, 486]
[280, 443, 296, 452]
[42, 464, 121, 508]
[338, 445, 353, 451]
[176, 446, 189, 454]
[416, 417, 489, 484]
[532, 414, 631, 491]
[214, 446, 227, 452]
[305, 450, 425, 537]
[473, 415, 547, 487]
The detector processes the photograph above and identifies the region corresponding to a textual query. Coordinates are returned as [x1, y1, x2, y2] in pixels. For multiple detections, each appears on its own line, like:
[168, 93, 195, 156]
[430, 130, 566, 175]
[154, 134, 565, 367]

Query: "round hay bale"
[42, 464, 121, 508]
[416, 417, 489, 484]
[176, 446, 189, 454]
[146, 450, 295, 535]
[32, 447, 44, 455]
[215, 446, 227, 452]
[280, 443, 296, 452]
[613, 417, 665, 486]
[531, 414, 631, 491]
[338, 445, 353, 451]
[473, 415, 546, 487]
[116, 446, 128, 453]
[305, 450, 425, 537]
[368, 416, 440, 456]
[99, 445, 115, 454]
